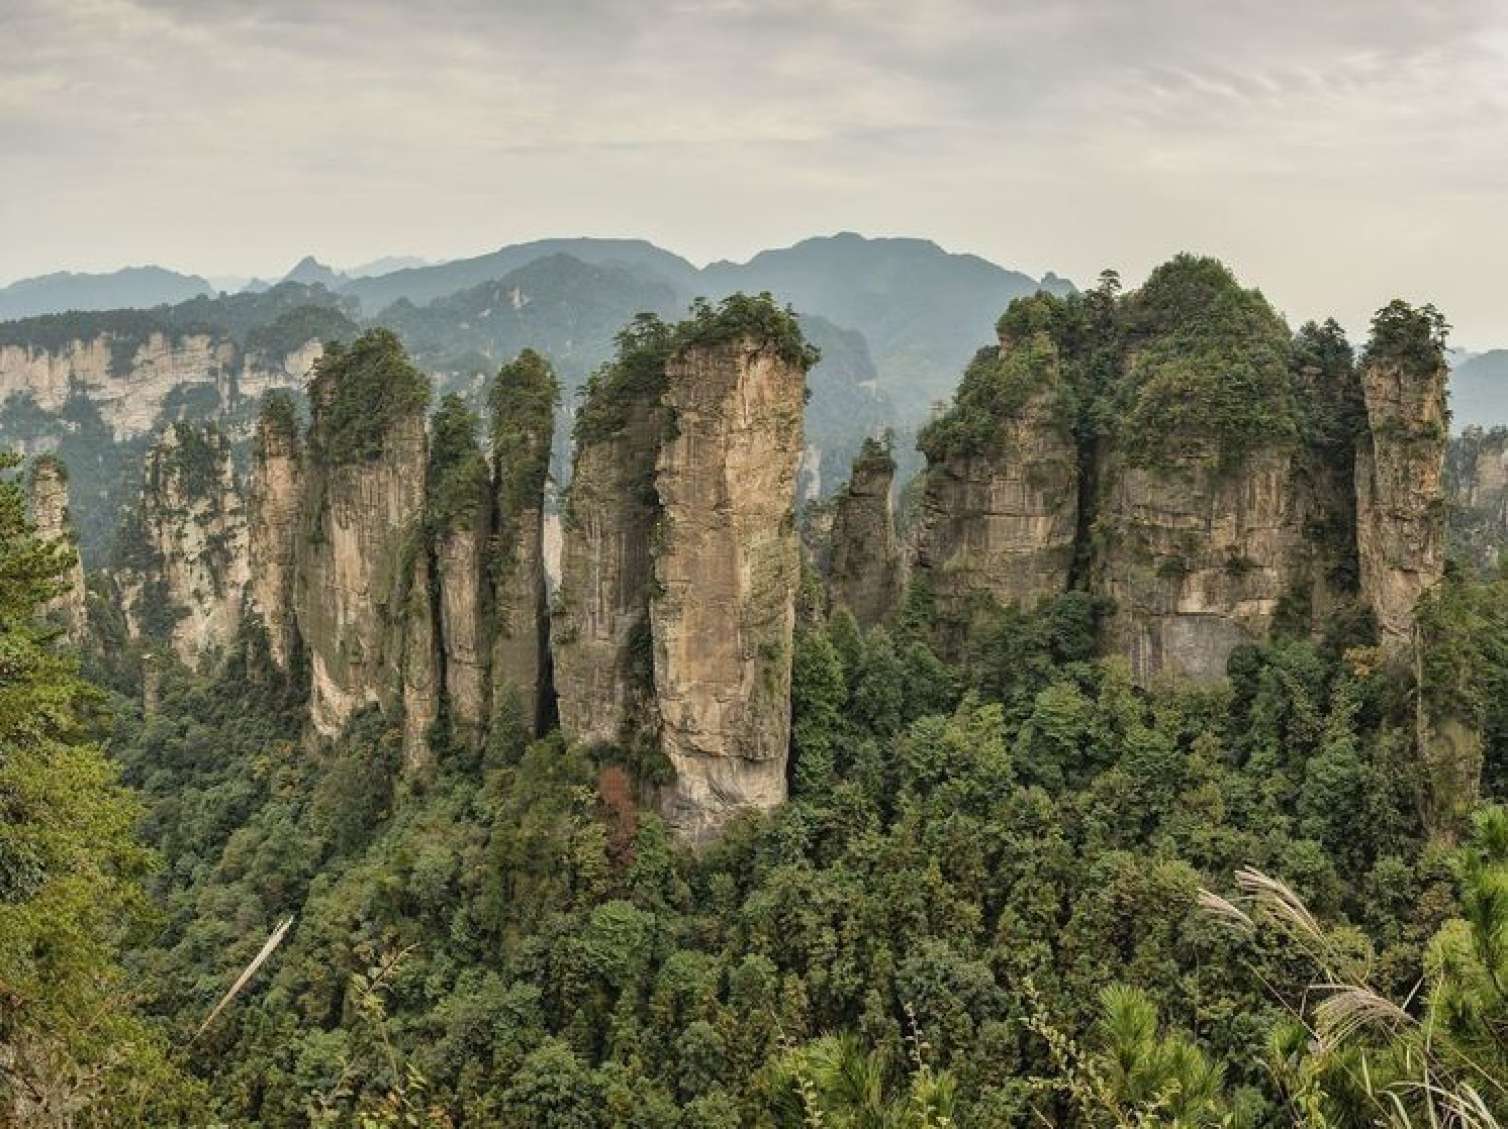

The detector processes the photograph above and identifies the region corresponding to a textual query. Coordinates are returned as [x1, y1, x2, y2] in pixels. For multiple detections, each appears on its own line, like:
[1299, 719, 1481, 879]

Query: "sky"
[3, 0, 1506, 347]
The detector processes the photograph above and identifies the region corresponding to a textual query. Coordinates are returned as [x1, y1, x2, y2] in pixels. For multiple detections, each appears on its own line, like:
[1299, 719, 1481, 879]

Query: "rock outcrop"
[652, 333, 806, 842]
[117, 423, 251, 667]
[295, 331, 431, 740]
[26, 455, 88, 644]
[828, 437, 901, 628]
[1446, 426, 1508, 573]
[1095, 445, 1306, 682]
[914, 327, 1079, 654]
[911, 259, 1437, 683]
[552, 365, 664, 750]
[1355, 331, 1448, 646]
[246, 394, 302, 673]
[488, 351, 557, 738]
[553, 300, 813, 841]
[0, 331, 322, 441]
[428, 395, 495, 750]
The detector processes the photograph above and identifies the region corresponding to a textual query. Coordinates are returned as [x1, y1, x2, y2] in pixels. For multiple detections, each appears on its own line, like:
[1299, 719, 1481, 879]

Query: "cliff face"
[296, 333, 431, 739]
[489, 351, 557, 738]
[1356, 349, 1448, 645]
[1446, 427, 1508, 573]
[652, 336, 805, 842]
[1095, 445, 1306, 682]
[436, 509, 491, 745]
[246, 397, 302, 672]
[552, 397, 662, 749]
[918, 347, 1078, 651]
[123, 423, 250, 667]
[828, 438, 901, 628]
[911, 261, 1415, 684]
[26, 456, 88, 644]
[0, 332, 321, 440]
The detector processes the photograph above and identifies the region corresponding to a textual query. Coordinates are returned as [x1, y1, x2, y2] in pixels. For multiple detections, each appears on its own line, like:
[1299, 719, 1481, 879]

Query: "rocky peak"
[553, 297, 813, 842]
[1355, 301, 1450, 646]
[914, 296, 1081, 655]
[295, 329, 432, 758]
[652, 323, 808, 842]
[25, 454, 88, 644]
[487, 349, 558, 740]
[827, 436, 901, 628]
[246, 391, 303, 674]
[118, 421, 250, 667]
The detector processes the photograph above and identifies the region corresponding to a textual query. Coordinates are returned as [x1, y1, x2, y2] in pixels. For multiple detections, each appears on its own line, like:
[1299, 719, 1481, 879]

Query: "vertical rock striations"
[914, 301, 1080, 654]
[26, 455, 89, 644]
[488, 350, 558, 738]
[828, 436, 901, 628]
[553, 299, 813, 841]
[1355, 302, 1449, 647]
[1092, 258, 1305, 682]
[428, 395, 493, 751]
[119, 422, 250, 667]
[652, 323, 808, 842]
[1445, 426, 1508, 574]
[295, 330, 432, 742]
[246, 392, 303, 673]
[553, 318, 671, 750]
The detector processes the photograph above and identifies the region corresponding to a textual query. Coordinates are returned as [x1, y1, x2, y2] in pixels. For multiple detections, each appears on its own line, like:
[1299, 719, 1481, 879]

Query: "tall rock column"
[429, 394, 494, 751]
[915, 318, 1079, 655]
[652, 326, 809, 843]
[122, 422, 250, 667]
[295, 330, 432, 745]
[246, 392, 302, 673]
[828, 437, 901, 628]
[553, 321, 670, 750]
[488, 350, 558, 738]
[1355, 302, 1449, 646]
[26, 455, 88, 644]
[1091, 256, 1306, 683]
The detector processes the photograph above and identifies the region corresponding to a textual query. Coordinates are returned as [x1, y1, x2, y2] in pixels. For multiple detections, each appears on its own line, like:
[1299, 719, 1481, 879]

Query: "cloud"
[3, 0, 1506, 345]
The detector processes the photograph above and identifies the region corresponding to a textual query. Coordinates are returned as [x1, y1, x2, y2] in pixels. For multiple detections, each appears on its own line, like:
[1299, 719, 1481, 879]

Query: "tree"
[0, 450, 200, 1124]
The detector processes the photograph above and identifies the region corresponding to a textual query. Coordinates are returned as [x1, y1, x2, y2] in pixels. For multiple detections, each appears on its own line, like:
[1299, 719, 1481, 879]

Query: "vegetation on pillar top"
[426, 393, 489, 532]
[1362, 299, 1451, 372]
[306, 327, 430, 467]
[850, 433, 896, 480]
[253, 389, 301, 458]
[1115, 253, 1296, 469]
[571, 313, 676, 446]
[671, 291, 821, 371]
[149, 420, 231, 501]
[490, 348, 559, 519]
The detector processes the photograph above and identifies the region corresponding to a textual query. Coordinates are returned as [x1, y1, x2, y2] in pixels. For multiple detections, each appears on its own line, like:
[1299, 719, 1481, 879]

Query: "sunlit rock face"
[914, 330, 1079, 657]
[1094, 443, 1307, 683]
[552, 397, 663, 750]
[295, 339, 430, 742]
[246, 401, 302, 673]
[1356, 353, 1448, 646]
[119, 423, 251, 668]
[0, 332, 321, 440]
[651, 337, 805, 844]
[26, 455, 88, 645]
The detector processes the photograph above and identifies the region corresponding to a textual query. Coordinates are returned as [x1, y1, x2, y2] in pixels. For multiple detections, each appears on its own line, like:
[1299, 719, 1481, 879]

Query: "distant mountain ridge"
[0, 265, 214, 321]
[1451, 350, 1508, 431]
[1, 233, 1075, 436]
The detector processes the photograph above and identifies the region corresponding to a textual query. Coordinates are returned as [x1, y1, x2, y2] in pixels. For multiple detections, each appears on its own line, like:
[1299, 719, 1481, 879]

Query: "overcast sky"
[4, 0, 1506, 346]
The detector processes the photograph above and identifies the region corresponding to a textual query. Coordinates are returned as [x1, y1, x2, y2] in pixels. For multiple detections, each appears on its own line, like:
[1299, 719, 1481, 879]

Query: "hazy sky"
[4, 0, 1506, 346]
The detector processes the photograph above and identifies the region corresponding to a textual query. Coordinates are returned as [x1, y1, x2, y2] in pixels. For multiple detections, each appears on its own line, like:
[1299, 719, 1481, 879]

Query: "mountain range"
[1, 234, 1071, 423]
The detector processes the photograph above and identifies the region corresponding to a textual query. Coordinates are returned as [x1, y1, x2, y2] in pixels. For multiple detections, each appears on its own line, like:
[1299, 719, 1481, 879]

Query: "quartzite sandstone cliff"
[26, 455, 89, 644]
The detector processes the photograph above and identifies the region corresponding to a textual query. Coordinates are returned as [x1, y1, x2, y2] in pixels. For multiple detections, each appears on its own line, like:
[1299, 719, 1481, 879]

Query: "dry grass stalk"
[194, 915, 294, 1040]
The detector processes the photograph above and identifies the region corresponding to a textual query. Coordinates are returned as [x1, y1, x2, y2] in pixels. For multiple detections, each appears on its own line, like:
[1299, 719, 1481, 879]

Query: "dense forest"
[5, 272, 1508, 1129]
